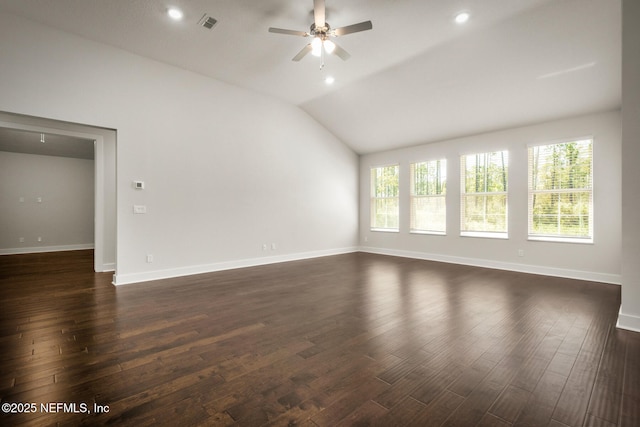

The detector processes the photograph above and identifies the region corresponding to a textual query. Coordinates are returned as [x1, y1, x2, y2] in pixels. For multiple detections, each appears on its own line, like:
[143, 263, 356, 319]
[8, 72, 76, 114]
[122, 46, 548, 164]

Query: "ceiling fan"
[268, 0, 373, 63]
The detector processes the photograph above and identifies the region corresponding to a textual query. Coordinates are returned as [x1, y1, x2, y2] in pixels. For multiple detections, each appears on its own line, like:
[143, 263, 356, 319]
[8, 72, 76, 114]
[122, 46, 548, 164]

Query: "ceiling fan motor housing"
[311, 22, 331, 37]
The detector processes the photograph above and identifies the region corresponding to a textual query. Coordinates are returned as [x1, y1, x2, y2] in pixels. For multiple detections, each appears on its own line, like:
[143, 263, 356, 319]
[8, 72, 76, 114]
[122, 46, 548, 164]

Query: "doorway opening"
[0, 112, 116, 273]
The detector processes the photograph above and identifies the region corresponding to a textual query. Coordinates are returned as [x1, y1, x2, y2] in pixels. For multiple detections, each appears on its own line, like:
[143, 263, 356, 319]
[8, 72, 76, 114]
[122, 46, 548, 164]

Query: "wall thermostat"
[133, 181, 145, 190]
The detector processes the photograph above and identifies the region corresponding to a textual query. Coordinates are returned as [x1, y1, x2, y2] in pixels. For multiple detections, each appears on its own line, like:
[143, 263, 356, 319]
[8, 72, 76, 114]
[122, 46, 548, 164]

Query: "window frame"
[527, 137, 594, 244]
[370, 164, 400, 232]
[460, 150, 509, 239]
[410, 159, 447, 235]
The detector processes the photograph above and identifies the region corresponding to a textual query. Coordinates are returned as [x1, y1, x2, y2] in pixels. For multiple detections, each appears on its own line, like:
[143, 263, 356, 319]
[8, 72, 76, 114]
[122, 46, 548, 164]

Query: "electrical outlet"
[37, 237, 42, 242]
[271, 243, 277, 250]
[518, 249, 524, 257]
[133, 205, 147, 214]
[146, 254, 153, 263]
[19, 237, 25, 243]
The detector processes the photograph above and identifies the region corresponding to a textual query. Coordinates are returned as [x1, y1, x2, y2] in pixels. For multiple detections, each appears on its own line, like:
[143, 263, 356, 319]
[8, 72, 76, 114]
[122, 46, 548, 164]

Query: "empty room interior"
[0, 0, 639, 426]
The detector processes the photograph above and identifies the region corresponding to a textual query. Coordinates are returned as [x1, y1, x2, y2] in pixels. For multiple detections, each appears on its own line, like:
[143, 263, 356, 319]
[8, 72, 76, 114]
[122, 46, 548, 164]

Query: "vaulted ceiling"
[0, 0, 621, 154]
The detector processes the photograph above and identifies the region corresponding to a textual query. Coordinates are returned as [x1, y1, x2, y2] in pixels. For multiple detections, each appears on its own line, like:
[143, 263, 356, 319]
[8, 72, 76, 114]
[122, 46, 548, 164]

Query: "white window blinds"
[370, 165, 399, 231]
[410, 160, 446, 234]
[528, 139, 593, 242]
[460, 151, 508, 237]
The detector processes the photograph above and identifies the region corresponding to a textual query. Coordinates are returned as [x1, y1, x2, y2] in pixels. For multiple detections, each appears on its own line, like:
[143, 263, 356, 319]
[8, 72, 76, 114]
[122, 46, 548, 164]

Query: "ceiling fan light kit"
[268, 0, 372, 65]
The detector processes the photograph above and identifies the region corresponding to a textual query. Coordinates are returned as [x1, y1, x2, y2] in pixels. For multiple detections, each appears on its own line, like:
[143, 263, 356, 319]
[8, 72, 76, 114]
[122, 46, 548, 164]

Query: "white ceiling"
[0, 0, 621, 154]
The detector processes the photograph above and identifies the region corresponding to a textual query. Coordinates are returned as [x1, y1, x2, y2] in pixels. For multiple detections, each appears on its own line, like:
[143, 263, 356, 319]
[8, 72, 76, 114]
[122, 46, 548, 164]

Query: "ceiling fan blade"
[314, 0, 326, 28]
[332, 20, 373, 36]
[292, 44, 313, 61]
[331, 42, 351, 61]
[269, 27, 309, 37]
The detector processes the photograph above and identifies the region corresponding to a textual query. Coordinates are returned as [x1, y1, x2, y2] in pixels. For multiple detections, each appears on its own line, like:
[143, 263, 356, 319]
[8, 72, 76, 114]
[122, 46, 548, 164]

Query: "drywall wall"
[0, 12, 358, 284]
[0, 151, 94, 253]
[360, 111, 621, 283]
[619, 0, 640, 332]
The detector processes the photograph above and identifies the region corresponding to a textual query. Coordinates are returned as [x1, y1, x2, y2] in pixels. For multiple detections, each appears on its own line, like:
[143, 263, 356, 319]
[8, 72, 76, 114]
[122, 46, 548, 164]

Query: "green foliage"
[529, 140, 592, 237]
[411, 160, 447, 232]
[371, 165, 399, 229]
[461, 152, 508, 233]
[412, 160, 446, 196]
[462, 195, 507, 232]
[463, 151, 508, 194]
[372, 165, 399, 198]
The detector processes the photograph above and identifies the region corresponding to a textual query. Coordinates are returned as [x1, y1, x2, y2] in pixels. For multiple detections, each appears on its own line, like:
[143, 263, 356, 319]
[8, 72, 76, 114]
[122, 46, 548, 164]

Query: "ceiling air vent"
[198, 14, 218, 30]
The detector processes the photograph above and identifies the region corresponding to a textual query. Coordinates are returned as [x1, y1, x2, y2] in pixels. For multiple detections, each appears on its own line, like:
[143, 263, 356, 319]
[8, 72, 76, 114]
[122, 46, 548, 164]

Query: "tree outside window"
[371, 165, 399, 231]
[460, 151, 508, 237]
[528, 139, 593, 241]
[410, 160, 446, 234]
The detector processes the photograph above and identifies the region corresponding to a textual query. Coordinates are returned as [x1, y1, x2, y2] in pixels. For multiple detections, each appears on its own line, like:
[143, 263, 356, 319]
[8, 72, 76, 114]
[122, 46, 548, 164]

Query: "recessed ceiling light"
[324, 76, 335, 85]
[167, 7, 184, 21]
[455, 11, 470, 24]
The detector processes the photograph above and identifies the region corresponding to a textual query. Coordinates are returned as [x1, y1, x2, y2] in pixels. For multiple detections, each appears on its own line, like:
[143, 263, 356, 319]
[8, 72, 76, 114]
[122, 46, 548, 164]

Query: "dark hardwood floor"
[0, 250, 638, 426]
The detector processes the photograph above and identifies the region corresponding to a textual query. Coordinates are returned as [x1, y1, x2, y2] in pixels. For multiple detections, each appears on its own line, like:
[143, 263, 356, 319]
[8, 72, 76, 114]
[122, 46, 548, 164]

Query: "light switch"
[133, 205, 147, 214]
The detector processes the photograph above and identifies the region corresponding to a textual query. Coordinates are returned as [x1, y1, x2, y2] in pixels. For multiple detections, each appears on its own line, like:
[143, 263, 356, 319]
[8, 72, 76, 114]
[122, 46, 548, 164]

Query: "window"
[528, 139, 593, 242]
[460, 151, 508, 238]
[410, 160, 446, 234]
[370, 165, 399, 231]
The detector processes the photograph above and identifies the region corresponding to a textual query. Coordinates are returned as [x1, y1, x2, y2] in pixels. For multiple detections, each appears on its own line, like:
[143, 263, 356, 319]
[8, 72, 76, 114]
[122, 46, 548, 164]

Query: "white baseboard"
[112, 247, 359, 286]
[113, 245, 621, 286]
[98, 263, 116, 273]
[0, 243, 95, 255]
[617, 308, 640, 333]
[358, 246, 621, 285]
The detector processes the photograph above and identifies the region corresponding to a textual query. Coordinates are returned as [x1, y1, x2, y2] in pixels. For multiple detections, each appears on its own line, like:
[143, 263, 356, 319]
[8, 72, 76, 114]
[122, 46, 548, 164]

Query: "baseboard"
[114, 245, 621, 286]
[98, 263, 116, 273]
[0, 243, 95, 255]
[112, 247, 359, 286]
[617, 309, 640, 333]
[358, 246, 621, 285]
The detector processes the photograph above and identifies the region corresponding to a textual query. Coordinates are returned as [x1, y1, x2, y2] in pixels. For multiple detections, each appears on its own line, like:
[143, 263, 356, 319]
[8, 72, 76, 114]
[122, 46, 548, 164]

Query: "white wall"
[0, 151, 94, 253]
[619, 0, 640, 332]
[360, 111, 621, 283]
[0, 12, 359, 284]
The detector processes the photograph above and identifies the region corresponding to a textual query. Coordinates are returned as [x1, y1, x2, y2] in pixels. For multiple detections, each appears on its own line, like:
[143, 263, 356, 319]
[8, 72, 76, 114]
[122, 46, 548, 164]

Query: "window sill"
[461, 231, 508, 239]
[370, 228, 399, 233]
[528, 236, 593, 244]
[410, 230, 446, 236]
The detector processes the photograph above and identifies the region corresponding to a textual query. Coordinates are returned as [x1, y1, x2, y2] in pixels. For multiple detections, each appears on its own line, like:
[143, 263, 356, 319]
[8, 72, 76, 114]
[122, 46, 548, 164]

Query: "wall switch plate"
[133, 205, 147, 214]
[37, 197, 42, 203]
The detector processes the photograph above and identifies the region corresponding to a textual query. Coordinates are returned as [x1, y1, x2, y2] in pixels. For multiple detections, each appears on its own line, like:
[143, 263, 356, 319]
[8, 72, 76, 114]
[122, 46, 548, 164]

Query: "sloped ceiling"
[0, 0, 621, 154]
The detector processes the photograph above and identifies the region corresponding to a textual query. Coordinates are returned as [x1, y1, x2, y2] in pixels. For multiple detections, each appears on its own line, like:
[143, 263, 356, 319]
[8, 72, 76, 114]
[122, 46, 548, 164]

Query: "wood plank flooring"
[0, 250, 639, 426]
